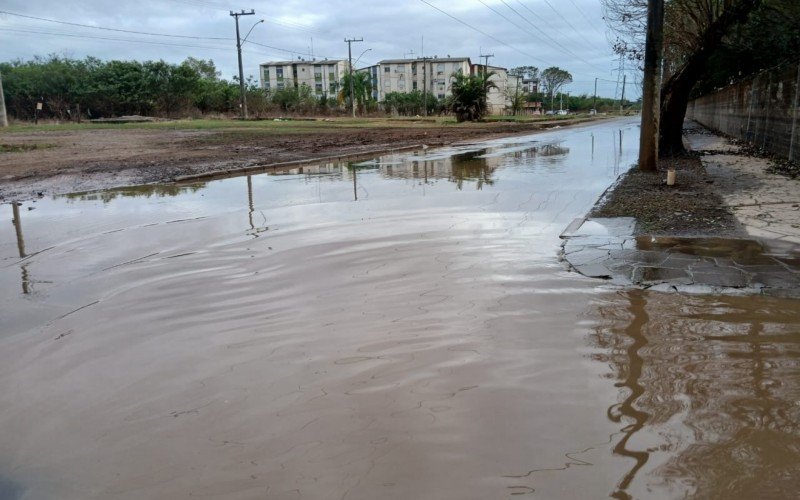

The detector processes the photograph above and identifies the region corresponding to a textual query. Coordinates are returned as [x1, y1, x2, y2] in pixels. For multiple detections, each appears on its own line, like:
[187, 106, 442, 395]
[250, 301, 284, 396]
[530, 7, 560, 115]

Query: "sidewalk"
[560, 125, 800, 296]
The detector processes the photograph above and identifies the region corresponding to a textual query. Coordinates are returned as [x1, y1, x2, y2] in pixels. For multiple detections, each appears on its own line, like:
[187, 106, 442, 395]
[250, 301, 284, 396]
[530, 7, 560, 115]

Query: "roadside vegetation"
[1, 54, 635, 125]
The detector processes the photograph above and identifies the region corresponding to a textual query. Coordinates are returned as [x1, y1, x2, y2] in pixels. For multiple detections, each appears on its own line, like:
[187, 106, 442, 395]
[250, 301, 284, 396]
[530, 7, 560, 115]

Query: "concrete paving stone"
[607, 248, 644, 262]
[661, 254, 704, 269]
[588, 217, 637, 237]
[625, 250, 668, 266]
[566, 248, 611, 266]
[747, 227, 788, 239]
[779, 235, 800, 245]
[574, 263, 613, 279]
[562, 242, 587, 255]
[690, 268, 750, 288]
[632, 266, 693, 284]
[749, 271, 800, 289]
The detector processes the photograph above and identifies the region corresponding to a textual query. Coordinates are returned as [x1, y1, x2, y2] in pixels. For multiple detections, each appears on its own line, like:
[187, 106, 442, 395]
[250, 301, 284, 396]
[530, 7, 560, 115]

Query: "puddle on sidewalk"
[2, 118, 800, 498]
[562, 218, 800, 294]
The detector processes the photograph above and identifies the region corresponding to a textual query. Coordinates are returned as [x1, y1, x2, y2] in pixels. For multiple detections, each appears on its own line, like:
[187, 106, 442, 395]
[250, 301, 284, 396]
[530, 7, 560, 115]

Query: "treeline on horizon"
[0, 55, 637, 121]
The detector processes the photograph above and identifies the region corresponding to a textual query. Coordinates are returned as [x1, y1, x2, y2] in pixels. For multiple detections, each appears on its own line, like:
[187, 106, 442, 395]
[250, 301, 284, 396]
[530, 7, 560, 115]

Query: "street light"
[231, 10, 263, 119]
[354, 48, 372, 67]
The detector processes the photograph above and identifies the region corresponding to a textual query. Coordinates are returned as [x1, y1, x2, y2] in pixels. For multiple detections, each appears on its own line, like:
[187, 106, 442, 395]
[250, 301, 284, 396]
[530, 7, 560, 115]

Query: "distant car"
[557, 110, 568, 116]
[545, 110, 555, 115]
[589, 109, 597, 115]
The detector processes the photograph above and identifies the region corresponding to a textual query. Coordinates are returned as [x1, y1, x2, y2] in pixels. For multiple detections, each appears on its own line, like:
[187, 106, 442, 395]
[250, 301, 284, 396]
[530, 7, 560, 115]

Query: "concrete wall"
[687, 61, 800, 161]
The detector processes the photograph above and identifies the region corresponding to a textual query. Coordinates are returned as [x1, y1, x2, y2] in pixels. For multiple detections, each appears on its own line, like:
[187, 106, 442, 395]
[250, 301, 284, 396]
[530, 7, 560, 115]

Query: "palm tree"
[338, 72, 374, 112]
[449, 70, 497, 122]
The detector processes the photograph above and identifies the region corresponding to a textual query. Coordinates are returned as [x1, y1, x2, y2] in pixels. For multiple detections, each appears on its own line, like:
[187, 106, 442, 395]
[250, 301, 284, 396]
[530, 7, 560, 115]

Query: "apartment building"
[360, 57, 519, 114]
[361, 57, 473, 102]
[259, 59, 349, 97]
[473, 65, 522, 115]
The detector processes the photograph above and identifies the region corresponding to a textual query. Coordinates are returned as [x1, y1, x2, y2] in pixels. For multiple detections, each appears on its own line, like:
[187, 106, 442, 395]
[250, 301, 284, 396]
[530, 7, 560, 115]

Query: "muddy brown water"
[1, 118, 799, 499]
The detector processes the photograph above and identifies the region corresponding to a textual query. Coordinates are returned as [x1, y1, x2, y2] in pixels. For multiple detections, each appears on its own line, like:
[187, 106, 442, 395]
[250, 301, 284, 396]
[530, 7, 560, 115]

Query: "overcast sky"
[0, 0, 641, 99]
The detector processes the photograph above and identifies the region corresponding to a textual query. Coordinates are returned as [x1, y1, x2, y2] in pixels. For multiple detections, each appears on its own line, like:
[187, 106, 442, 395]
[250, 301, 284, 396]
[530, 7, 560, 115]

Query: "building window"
[277, 82, 285, 90]
[315, 83, 323, 93]
[263, 69, 269, 80]
[276, 68, 284, 81]
[438, 93, 445, 99]
[384, 66, 390, 73]
[413, 81, 418, 90]
[328, 72, 335, 81]
[329, 83, 337, 93]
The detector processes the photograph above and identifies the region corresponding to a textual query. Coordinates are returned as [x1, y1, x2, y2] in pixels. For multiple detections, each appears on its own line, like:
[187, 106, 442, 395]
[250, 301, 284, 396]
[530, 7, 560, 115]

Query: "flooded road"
[1, 117, 799, 499]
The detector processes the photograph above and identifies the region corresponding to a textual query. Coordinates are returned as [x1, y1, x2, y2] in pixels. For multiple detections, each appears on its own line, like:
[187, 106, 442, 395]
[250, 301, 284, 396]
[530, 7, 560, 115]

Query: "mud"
[0, 117, 599, 202]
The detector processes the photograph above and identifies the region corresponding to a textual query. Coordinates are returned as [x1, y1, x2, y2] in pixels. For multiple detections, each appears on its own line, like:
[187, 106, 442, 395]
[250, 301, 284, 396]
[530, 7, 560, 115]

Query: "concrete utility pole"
[422, 57, 430, 117]
[639, 0, 664, 172]
[619, 74, 626, 114]
[345, 37, 363, 118]
[593, 77, 598, 112]
[231, 9, 255, 120]
[479, 53, 494, 76]
[0, 70, 8, 127]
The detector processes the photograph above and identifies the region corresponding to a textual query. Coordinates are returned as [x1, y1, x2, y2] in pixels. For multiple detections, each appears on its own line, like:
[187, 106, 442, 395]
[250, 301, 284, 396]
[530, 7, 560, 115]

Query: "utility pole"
[231, 9, 255, 120]
[0, 70, 7, 127]
[345, 37, 363, 118]
[593, 77, 598, 112]
[479, 53, 494, 76]
[639, 0, 664, 172]
[422, 56, 430, 117]
[619, 74, 626, 114]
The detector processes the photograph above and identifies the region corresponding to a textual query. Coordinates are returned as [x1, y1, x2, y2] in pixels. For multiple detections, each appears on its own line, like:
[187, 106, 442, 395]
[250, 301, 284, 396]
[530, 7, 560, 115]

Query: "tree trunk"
[658, 0, 762, 157]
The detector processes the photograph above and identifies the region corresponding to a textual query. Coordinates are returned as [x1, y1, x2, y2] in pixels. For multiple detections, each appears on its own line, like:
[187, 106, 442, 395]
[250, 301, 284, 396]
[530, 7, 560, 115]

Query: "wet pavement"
[561, 125, 800, 296]
[2, 118, 800, 499]
[560, 217, 800, 296]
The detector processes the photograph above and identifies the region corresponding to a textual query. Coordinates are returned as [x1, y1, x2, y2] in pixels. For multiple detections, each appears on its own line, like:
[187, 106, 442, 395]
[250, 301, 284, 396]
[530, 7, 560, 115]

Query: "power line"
[564, 0, 606, 36]
[539, 0, 598, 49]
[417, 0, 549, 67]
[0, 10, 326, 63]
[503, 0, 607, 71]
[166, 0, 321, 33]
[494, 0, 595, 68]
[0, 10, 230, 40]
[0, 27, 232, 51]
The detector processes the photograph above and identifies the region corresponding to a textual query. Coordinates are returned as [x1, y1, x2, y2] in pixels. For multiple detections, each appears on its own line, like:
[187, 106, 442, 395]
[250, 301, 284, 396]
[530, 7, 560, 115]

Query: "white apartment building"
[476, 65, 522, 115]
[259, 59, 349, 97]
[361, 57, 473, 102]
[360, 57, 519, 114]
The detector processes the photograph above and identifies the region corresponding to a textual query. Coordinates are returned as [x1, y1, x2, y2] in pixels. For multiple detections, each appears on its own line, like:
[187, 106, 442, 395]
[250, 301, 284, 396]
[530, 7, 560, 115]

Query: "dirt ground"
[0, 117, 599, 201]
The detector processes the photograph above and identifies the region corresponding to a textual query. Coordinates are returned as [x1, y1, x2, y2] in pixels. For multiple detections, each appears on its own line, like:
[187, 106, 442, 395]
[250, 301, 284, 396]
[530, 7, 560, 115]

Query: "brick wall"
[687, 61, 800, 161]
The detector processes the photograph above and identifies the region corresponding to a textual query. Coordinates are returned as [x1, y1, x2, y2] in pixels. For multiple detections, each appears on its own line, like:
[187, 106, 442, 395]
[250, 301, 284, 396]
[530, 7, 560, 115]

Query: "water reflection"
[10, 203, 31, 295]
[64, 184, 206, 203]
[591, 291, 800, 498]
[11, 202, 25, 258]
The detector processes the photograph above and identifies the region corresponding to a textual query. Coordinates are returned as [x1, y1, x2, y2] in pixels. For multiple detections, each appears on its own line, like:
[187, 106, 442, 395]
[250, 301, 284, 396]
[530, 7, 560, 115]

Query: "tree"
[449, 70, 497, 122]
[603, 0, 764, 156]
[508, 66, 538, 116]
[338, 72, 374, 112]
[509, 66, 539, 82]
[383, 90, 439, 116]
[539, 67, 573, 110]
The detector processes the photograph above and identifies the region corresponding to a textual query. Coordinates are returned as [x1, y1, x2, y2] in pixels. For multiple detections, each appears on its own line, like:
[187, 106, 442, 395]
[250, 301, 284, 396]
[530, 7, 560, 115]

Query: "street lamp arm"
[242, 19, 264, 45]
[353, 48, 372, 68]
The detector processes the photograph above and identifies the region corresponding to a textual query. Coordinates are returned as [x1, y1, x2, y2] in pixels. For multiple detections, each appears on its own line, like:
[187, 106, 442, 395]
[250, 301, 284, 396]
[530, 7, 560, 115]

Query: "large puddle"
[2, 118, 799, 498]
